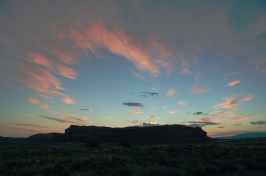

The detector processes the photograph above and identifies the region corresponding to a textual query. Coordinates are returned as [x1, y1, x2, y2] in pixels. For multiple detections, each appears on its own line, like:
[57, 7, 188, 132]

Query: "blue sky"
[0, 0, 266, 137]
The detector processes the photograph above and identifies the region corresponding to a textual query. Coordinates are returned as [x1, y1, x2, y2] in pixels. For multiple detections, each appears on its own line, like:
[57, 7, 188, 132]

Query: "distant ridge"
[219, 132, 266, 139]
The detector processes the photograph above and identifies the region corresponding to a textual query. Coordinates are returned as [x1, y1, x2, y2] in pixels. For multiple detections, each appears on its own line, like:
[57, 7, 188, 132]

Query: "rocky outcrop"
[61, 125, 210, 144]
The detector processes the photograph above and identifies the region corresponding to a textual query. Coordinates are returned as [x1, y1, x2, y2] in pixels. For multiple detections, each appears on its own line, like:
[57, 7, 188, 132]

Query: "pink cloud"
[28, 52, 76, 79]
[61, 113, 91, 122]
[196, 116, 253, 124]
[62, 96, 74, 104]
[224, 71, 239, 79]
[207, 131, 244, 138]
[71, 22, 173, 77]
[214, 98, 237, 109]
[129, 109, 142, 114]
[169, 110, 178, 114]
[180, 68, 192, 75]
[253, 59, 263, 70]
[239, 95, 255, 102]
[226, 80, 241, 86]
[20, 67, 74, 105]
[53, 50, 77, 65]
[21, 67, 64, 94]
[197, 118, 213, 122]
[210, 110, 237, 118]
[167, 88, 176, 97]
[178, 101, 187, 105]
[191, 85, 210, 94]
[214, 95, 255, 109]
[28, 96, 49, 108]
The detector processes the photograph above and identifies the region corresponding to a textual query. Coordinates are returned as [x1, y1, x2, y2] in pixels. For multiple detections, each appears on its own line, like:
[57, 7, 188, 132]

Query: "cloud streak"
[191, 85, 210, 94]
[7, 123, 48, 128]
[250, 121, 266, 125]
[169, 110, 178, 114]
[193, 112, 209, 115]
[29, 114, 90, 126]
[28, 52, 76, 79]
[122, 102, 144, 107]
[214, 94, 255, 109]
[178, 101, 187, 105]
[71, 21, 173, 76]
[226, 80, 241, 87]
[129, 109, 142, 114]
[28, 96, 49, 109]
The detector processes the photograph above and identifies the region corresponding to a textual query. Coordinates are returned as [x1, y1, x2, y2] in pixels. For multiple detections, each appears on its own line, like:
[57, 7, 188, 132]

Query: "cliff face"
[62, 125, 210, 144]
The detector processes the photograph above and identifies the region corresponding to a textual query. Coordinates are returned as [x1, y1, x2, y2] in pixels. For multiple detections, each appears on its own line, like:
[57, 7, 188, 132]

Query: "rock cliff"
[61, 125, 210, 144]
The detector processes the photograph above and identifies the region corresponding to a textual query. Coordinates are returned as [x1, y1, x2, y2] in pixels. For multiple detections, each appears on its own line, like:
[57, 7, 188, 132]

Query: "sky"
[0, 0, 266, 138]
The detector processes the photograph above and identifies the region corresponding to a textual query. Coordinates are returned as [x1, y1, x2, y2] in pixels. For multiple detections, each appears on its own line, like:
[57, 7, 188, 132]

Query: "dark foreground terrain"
[1, 139, 266, 176]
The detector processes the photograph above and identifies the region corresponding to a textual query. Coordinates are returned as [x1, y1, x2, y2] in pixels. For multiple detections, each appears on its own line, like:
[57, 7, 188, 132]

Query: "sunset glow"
[0, 0, 265, 138]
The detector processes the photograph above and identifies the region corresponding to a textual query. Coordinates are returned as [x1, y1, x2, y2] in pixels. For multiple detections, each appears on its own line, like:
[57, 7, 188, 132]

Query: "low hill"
[59, 124, 210, 144]
[27, 133, 62, 141]
[220, 132, 266, 139]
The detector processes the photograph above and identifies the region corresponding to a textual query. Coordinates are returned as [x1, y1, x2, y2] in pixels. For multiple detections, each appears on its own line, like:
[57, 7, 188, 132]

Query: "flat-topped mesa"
[64, 124, 210, 144]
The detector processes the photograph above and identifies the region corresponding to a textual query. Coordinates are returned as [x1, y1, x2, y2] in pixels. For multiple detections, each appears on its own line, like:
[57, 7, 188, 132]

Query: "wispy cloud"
[28, 96, 49, 109]
[210, 110, 237, 118]
[250, 121, 266, 125]
[167, 88, 176, 97]
[226, 80, 241, 86]
[224, 72, 239, 79]
[214, 98, 237, 109]
[180, 68, 192, 75]
[81, 108, 93, 111]
[169, 110, 178, 114]
[21, 68, 64, 94]
[28, 52, 76, 79]
[122, 102, 144, 107]
[184, 121, 220, 127]
[208, 131, 246, 138]
[184, 115, 253, 127]
[29, 114, 89, 125]
[71, 21, 173, 77]
[193, 112, 209, 115]
[183, 117, 220, 127]
[142, 92, 159, 96]
[19, 67, 73, 104]
[0, 124, 41, 134]
[178, 101, 187, 105]
[58, 112, 91, 123]
[127, 120, 139, 124]
[239, 95, 255, 102]
[191, 85, 210, 94]
[7, 123, 48, 128]
[129, 109, 142, 114]
[253, 59, 266, 73]
[214, 94, 255, 109]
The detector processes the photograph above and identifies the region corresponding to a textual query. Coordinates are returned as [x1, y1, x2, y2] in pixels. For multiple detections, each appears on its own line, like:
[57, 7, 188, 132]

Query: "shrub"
[243, 160, 258, 171]
[219, 159, 238, 174]
[205, 165, 219, 176]
[119, 140, 131, 148]
[84, 141, 100, 148]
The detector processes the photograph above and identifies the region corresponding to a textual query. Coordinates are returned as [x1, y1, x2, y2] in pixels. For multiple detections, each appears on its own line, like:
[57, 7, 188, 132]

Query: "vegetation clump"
[84, 141, 100, 148]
